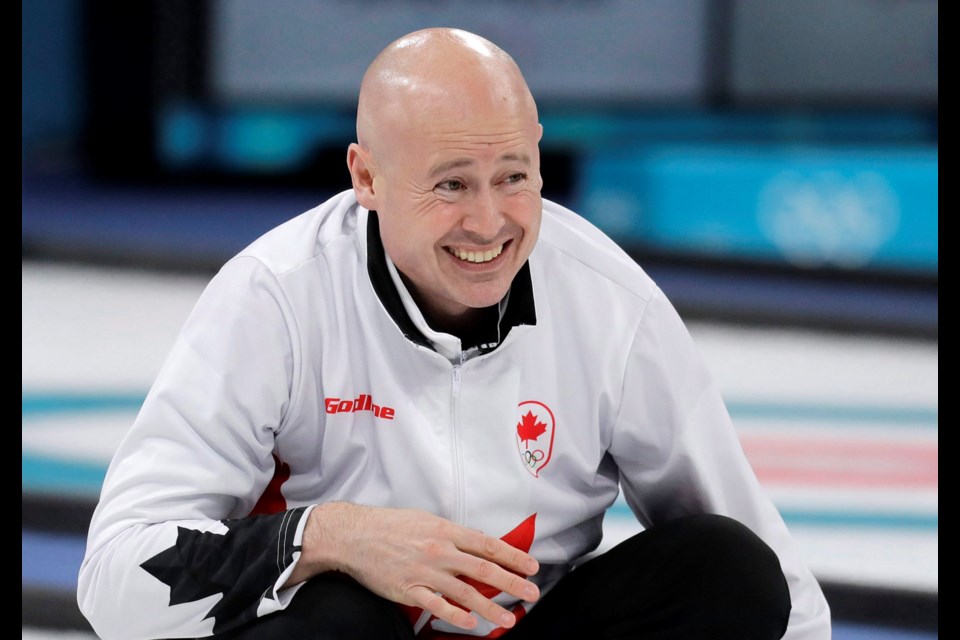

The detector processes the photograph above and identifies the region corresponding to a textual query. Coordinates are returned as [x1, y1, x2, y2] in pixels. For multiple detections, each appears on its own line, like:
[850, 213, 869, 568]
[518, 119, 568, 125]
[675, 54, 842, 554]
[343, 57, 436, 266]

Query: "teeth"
[449, 244, 504, 263]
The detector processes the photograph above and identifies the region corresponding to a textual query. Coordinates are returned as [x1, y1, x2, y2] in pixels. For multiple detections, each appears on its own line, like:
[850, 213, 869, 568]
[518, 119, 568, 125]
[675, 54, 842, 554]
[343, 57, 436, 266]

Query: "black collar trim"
[366, 211, 433, 350]
[366, 211, 536, 354]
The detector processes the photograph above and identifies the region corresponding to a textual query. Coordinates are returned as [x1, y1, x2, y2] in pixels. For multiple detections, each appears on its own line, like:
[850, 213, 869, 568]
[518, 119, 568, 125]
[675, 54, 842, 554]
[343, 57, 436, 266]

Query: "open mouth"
[446, 241, 507, 264]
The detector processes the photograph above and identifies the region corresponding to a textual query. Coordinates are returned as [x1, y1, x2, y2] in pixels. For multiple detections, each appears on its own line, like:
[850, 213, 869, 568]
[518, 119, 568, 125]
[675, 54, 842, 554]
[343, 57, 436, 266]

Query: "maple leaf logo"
[515, 401, 556, 478]
[140, 507, 307, 634]
[517, 410, 548, 448]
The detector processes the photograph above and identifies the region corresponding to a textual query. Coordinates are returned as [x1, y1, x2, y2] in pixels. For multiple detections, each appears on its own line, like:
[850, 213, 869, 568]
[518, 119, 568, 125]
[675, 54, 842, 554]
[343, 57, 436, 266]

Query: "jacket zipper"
[450, 356, 465, 524]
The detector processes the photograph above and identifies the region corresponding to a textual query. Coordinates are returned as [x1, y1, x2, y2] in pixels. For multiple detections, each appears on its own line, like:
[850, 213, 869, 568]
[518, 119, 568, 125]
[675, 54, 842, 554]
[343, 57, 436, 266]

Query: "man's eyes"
[435, 173, 526, 192]
[436, 179, 466, 191]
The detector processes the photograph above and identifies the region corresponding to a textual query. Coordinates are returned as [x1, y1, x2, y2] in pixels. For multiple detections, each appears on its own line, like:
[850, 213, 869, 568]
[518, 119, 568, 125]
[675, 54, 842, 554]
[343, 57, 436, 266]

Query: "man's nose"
[462, 188, 505, 241]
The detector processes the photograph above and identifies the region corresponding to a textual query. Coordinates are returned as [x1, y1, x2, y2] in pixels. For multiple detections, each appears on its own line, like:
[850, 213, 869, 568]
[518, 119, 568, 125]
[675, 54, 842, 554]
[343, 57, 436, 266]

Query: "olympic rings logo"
[523, 449, 545, 466]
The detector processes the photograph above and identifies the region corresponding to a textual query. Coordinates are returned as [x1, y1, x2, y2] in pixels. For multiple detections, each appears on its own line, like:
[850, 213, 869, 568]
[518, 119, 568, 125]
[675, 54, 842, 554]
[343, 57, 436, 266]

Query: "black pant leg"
[214, 572, 416, 640]
[507, 514, 792, 640]
[212, 514, 790, 640]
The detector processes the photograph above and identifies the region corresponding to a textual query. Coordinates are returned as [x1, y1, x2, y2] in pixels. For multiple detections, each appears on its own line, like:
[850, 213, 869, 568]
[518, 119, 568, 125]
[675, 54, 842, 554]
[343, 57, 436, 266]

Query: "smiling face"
[348, 29, 543, 330]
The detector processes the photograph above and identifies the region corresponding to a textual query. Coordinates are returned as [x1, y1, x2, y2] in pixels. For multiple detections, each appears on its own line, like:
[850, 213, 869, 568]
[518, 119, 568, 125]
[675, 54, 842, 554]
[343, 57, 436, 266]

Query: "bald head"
[346, 29, 544, 327]
[356, 28, 538, 162]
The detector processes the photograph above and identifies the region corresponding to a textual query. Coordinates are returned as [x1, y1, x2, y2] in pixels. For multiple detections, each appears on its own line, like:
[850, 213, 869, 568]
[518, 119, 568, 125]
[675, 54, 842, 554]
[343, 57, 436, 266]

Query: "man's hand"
[286, 502, 540, 631]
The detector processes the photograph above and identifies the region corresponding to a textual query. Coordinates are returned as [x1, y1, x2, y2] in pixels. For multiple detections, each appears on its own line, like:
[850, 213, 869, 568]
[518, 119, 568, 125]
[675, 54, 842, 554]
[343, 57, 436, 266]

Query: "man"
[78, 28, 830, 639]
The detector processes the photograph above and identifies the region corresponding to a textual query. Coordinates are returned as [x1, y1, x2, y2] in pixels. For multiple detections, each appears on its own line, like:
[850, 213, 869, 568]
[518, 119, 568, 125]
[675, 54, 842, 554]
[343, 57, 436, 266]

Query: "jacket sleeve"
[77, 256, 314, 639]
[608, 287, 831, 640]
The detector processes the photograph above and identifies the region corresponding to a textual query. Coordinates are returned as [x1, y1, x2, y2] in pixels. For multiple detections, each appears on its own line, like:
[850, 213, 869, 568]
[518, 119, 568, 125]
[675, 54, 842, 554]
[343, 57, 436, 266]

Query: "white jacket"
[78, 190, 830, 639]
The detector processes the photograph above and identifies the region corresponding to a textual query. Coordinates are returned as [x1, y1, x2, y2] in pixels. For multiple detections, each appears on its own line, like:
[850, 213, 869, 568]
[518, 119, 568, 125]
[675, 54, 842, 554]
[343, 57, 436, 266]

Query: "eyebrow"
[428, 153, 531, 178]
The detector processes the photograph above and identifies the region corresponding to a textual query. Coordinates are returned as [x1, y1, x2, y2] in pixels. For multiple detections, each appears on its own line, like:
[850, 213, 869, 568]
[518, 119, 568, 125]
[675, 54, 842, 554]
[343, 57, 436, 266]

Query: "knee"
[670, 514, 792, 636]
[682, 515, 787, 588]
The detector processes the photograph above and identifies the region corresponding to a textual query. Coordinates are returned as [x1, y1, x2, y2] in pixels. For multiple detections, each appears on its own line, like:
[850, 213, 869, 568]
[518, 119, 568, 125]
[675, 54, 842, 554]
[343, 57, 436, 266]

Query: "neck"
[426, 307, 488, 340]
[398, 272, 494, 342]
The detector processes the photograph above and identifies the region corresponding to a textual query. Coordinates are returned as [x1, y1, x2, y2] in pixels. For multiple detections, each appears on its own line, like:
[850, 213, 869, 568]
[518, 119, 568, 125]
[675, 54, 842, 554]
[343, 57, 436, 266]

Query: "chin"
[458, 285, 512, 310]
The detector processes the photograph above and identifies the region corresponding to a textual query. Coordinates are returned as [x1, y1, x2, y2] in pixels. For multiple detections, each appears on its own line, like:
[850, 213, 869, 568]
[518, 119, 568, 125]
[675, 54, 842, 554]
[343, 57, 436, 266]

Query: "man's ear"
[347, 143, 378, 210]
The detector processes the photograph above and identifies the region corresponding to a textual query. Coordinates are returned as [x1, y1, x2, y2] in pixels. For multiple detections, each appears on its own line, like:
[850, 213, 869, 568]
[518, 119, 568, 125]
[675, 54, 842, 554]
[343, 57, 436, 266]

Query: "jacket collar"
[366, 210, 536, 358]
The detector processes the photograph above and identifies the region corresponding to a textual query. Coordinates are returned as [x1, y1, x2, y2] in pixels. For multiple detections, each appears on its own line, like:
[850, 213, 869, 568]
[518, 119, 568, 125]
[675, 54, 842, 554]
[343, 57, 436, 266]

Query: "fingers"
[425, 525, 540, 625]
[456, 555, 541, 604]
[400, 528, 539, 629]
[461, 528, 540, 576]
[410, 586, 482, 630]
[408, 580, 518, 631]
[414, 534, 539, 624]
[330, 505, 541, 630]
